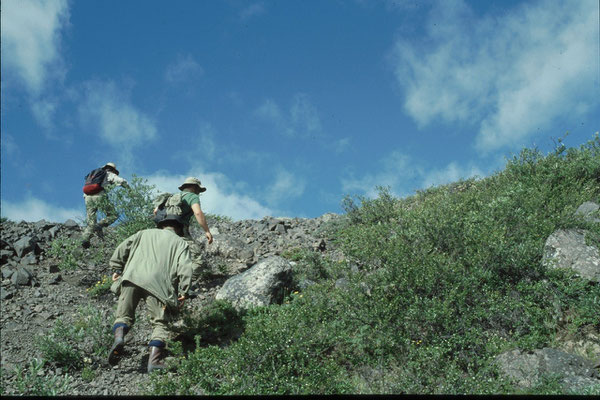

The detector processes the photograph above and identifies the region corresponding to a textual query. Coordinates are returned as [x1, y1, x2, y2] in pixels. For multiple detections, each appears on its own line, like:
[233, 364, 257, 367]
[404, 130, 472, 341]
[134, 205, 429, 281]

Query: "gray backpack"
[153, 192, 185, 217]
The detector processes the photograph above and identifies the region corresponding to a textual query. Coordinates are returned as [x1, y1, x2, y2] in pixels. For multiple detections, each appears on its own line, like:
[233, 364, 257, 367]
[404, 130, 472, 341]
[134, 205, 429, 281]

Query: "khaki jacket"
[109, 228, 194, 308]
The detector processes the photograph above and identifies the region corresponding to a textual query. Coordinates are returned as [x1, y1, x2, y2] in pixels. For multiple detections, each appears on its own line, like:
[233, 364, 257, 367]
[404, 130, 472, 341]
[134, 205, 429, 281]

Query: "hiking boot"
[108, 326, 126, 365]
[147, 346, 166, 373]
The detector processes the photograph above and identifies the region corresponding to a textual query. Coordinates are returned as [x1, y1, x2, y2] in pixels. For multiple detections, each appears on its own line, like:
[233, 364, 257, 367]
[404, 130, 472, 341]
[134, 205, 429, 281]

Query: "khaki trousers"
[82, 192, 117, 241]
[183, 233, 205, 280]
[113, 282, 172, 343]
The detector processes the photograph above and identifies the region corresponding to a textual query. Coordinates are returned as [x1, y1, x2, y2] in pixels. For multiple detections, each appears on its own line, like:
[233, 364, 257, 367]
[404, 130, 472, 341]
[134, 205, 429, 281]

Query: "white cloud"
[1, 196, 83, 223]
[342, 151, 421, 198]
[240, 2, 266, 21]
[342, 150, 486, 198]
[421, 162, 483, 189]
[265, 168, 306, 205]
[254, 94, 323, 138]
[1, 0, 69, 95]
[146, 171, 274, 221]
[30, 98, 58, 129]
[391, 0, 599, 152]
[78, 80, 157, 150]
[165, 54, 204, 83]
[1, 0, 70, 129]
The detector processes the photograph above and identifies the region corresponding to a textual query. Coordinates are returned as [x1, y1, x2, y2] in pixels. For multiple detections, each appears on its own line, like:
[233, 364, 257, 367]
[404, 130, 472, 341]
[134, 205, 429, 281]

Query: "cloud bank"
[391, 0, 599, 152]
[78, 80, 158, 150]
[1, 196, 83, 223]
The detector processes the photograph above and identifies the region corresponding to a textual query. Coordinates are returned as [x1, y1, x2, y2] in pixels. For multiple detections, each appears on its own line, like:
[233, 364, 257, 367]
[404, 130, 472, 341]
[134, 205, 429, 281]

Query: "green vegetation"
[104, 174, 157, 244]
[86, 274, 113, 297]
[35, 305, 112, 370]
[47, 237, 82, 270]
[150, 135, 600, 395]
[12, 359, 72, 396]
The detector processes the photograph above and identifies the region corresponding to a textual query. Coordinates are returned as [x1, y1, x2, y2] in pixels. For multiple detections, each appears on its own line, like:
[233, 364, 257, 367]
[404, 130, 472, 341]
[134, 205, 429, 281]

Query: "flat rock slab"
[495, 347, 599, 392]
[543, 229, 600, 282]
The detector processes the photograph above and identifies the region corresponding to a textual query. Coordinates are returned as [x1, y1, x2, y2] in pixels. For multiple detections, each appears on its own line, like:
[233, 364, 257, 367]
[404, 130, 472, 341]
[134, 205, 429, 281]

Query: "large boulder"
[215, 256, 293, 310]
[12, 236, 40, 258]
[542, 229, 600, 283]
[575, 201, 600, 223]
[205, 234, 255, 265]
[495, 348, 599, 392]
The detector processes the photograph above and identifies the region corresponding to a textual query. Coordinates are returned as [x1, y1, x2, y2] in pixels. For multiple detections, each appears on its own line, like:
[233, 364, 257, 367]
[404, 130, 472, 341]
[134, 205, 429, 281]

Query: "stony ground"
[1, 215, 339, 396]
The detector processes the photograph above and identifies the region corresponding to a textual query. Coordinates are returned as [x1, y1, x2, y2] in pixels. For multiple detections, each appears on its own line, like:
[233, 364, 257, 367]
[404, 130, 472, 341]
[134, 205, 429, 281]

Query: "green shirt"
[109, 228, 194, 308]
[180, 191, 200, 225]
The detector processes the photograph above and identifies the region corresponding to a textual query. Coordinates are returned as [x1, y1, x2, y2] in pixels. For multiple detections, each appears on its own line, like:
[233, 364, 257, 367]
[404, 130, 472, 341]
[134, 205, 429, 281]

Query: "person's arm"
[106, 171, 129, 188]
[191, 203, 213, 244]
[176, 246, 195, 307]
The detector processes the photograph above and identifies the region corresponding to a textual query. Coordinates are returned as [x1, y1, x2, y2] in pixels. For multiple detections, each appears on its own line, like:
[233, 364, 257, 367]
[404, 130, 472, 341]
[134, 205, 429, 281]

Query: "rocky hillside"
[0, 213, 342, 395]
[1, 200, 599, 395]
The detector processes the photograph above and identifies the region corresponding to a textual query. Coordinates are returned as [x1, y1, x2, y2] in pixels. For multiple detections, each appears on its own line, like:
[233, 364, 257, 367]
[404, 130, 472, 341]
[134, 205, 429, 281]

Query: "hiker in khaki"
[108, 214, 194, 373]
[153, 177, 213, 277]
[82, 162, 129, 248]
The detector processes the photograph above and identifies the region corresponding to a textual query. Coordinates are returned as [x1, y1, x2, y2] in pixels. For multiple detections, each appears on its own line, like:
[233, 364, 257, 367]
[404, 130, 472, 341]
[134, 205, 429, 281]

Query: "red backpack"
[83, 168, 107, 195]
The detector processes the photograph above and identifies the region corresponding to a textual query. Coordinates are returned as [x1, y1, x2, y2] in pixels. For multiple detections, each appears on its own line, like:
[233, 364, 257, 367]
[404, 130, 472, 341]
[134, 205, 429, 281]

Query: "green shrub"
[86, 274, 113, 297]
[150, 136, 600, 395]
[104, 174, 157, 243]
[12, 359, 72, 396]
[177, 300, 245, 347]
[47, 237, 82, 270]
[35, 304, 112, 370]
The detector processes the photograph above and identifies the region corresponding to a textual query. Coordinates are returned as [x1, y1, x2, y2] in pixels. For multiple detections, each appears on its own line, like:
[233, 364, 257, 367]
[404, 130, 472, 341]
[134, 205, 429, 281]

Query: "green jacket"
[109, 228, 194, 308]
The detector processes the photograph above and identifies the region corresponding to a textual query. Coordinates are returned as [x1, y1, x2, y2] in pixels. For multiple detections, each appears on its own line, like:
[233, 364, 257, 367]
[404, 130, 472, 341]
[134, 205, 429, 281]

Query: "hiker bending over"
[81, 162, 129, 248]
[108, 214, 194, 372]
[153, 177, 213, 277]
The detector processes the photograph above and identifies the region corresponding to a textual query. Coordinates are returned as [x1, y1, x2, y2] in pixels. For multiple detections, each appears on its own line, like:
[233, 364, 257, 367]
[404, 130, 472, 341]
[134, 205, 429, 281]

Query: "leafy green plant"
[149, 136, 600, 395]
[86, 274, 112, 297]
[47, 237, 81, 270]
[104, 174, 157, 243]
[12, 359, 72, 396]
[35, 304, 112, 369]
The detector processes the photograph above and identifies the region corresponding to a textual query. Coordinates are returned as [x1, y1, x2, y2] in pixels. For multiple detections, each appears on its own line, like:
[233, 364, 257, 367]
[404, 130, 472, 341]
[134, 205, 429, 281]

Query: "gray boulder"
[542, 229, 600, 282]
[495, 348, 599, 392]
[575, 201, 600, 223]
[63, 219, 80, 229]
[206, 234, 255, 265]
[13, 236, 39, 258]
[215, 256, 293, 310]
[11, 267, 33, 286]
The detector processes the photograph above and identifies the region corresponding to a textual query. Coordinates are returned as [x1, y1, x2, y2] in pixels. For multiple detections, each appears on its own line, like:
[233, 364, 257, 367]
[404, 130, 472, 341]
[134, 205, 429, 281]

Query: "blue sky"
[2, 0, 599, 223]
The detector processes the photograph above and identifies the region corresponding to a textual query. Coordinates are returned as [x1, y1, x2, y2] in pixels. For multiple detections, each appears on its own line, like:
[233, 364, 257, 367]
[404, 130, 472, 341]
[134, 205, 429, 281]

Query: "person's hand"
[177, 295, 186, 308]
[112, 273, 121, 281]
[205, 231, 213, 244]
[153, 207, 158, 216]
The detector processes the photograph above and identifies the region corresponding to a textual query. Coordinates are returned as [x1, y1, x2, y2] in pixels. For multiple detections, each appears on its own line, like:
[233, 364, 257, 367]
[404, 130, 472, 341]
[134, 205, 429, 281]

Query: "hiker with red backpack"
[81, 162, 129, 248]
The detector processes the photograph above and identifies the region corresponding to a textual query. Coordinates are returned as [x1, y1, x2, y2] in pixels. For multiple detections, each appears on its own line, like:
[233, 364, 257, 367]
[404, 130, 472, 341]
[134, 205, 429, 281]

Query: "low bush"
[150, 136, 599, 394]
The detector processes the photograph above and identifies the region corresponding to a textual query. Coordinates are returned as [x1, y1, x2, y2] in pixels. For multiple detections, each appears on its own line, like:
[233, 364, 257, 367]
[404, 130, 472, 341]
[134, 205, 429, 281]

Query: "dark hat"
[154, 211, 184, 229]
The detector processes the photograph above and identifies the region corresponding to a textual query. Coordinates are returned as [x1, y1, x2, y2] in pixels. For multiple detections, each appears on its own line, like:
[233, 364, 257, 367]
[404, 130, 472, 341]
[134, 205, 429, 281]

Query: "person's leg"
[99, 193, 118, 227]
[145, 295, 171, 372]
[81, 195, 100, 245]
[108, 282, 143, 365]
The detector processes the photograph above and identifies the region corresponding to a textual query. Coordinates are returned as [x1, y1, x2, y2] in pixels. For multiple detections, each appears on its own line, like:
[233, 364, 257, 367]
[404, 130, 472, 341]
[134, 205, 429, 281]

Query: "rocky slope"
[0, 214, 341, 395]
[1, 203, 599, 395]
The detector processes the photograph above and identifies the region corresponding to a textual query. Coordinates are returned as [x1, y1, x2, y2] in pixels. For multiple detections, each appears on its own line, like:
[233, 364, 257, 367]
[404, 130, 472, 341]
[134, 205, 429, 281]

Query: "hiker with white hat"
[152, 177, 213, 277]
[81, 162, 129, 248]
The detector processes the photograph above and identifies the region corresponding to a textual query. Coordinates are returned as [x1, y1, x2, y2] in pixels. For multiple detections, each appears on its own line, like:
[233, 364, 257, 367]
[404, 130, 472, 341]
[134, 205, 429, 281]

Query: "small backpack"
[153, 192, 186, 219]
[83, 168, 107, 195]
